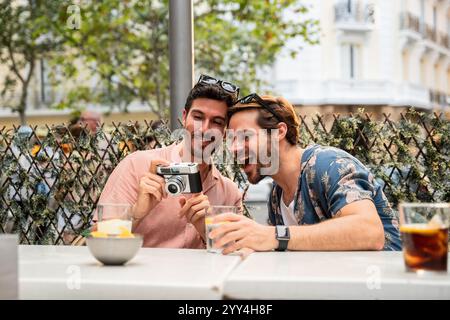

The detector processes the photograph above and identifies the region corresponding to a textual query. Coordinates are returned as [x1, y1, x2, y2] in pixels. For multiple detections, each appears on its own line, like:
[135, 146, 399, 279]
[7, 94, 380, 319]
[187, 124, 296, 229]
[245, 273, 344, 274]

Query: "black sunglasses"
[197, 74, 240, 99]
[237, 93, 283, 123]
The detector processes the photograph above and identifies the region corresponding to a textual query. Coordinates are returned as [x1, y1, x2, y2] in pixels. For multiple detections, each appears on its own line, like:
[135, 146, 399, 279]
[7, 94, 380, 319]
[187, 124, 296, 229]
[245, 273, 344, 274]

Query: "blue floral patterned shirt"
[268, 144, 402, 251]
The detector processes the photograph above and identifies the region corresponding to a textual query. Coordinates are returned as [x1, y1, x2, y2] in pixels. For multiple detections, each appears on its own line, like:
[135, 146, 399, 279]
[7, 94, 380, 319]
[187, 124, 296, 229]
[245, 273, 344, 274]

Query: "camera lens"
[165, 176, 185, 196]
[167, 184, 179, 194]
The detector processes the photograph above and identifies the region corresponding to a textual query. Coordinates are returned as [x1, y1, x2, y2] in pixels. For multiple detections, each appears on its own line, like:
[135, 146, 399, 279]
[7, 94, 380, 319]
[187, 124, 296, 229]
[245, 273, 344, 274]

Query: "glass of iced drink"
[205, 205, 237, 253]
[399, 203, 450, 273]
[96, 203, 133, 236]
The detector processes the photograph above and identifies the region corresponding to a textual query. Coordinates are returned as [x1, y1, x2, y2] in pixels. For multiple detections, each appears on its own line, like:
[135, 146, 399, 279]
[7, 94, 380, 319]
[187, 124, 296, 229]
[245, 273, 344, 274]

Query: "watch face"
[276, 226, 288, 238]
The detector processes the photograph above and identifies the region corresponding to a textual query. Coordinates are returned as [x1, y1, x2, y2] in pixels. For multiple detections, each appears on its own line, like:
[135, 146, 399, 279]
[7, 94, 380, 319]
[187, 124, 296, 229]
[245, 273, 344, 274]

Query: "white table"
[0, 235, 18, 299]
[19, 245, 241, 300]
[223, 251, 450, 300]
[18, 246, 450, 300]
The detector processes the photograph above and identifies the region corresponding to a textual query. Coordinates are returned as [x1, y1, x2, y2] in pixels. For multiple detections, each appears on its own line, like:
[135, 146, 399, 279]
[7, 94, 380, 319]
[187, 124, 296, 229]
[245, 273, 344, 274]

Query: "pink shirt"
[97, 143, 242, 249]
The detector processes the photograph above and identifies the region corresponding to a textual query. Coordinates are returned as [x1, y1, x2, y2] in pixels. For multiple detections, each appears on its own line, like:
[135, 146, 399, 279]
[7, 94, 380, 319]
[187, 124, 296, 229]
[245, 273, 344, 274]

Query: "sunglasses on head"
[197, 74, 240, 99]
[237, 93, 283, 123]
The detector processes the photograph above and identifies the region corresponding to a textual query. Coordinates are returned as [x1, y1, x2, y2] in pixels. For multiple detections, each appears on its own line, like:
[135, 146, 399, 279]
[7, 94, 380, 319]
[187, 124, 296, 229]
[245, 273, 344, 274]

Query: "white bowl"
[86, 236, 143, 265]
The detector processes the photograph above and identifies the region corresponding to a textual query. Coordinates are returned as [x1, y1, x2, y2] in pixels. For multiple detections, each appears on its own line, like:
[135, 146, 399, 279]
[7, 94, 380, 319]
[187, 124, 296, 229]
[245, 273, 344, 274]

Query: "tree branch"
[6, 42, 25, 84]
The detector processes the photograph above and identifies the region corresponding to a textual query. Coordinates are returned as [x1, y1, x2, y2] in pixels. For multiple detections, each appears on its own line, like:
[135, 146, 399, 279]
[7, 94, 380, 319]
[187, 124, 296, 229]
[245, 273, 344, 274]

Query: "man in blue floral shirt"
[209, 94, 402, 253]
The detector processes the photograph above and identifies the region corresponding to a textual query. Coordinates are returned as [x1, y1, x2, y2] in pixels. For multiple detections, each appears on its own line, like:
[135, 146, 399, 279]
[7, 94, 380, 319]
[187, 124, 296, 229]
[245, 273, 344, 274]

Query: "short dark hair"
[184, 84, 234, 113]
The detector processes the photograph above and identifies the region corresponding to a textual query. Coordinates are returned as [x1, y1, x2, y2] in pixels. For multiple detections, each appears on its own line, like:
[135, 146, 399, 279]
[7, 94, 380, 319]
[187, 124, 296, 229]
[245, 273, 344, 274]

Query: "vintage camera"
[156, 162, 203, 196]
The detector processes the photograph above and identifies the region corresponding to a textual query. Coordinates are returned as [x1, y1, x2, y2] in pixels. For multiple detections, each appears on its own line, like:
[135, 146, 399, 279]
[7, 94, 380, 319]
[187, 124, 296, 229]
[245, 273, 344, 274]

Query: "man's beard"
[246, 163, 267, 184]
[244, 146, 271, 184]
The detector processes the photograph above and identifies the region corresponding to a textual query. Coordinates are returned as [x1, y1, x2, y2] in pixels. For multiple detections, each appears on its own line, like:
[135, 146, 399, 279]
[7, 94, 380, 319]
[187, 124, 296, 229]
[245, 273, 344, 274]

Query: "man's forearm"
[287, 215, 385, 251]
[131, 200, 150, 229]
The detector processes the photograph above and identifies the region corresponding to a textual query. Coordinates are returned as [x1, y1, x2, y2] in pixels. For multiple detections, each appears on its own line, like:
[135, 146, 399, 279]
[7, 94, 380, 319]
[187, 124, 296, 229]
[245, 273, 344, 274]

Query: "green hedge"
[0, 109, 449, 245]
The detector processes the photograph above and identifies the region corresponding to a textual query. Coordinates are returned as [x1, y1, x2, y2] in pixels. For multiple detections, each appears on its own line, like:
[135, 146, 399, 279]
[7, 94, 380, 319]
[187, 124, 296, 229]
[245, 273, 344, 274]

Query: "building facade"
[272, 0, 450, 119]
[2, 0, 449, 126]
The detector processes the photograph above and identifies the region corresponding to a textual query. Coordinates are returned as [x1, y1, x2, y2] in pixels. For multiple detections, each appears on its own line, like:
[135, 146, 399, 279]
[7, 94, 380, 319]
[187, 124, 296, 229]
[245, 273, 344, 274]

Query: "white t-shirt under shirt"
[280, 192, 298, 226]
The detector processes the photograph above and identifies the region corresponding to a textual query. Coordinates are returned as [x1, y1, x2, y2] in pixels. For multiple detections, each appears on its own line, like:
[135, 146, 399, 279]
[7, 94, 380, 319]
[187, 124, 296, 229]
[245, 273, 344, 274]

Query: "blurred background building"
[1, 0, 449, 224]
[1, 0, 449, 127]
[272, 0, 450, 119]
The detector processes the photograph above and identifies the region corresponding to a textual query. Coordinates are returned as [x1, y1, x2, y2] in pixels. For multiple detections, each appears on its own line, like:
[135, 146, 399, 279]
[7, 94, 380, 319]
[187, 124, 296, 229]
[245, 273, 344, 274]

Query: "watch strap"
[275, 226, 289, 251]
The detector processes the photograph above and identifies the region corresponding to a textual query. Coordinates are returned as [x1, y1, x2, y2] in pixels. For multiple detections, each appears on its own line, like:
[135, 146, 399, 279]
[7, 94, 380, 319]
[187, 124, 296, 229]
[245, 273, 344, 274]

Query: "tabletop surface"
[19, 245, 241, 300]
[223, 251, 450, 300]
[18, 246, 450, 300]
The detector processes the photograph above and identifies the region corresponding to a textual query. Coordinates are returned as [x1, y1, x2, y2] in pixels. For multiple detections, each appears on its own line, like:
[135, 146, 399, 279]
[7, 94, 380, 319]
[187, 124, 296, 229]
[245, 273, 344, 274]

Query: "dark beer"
[400, 224, 448, 272]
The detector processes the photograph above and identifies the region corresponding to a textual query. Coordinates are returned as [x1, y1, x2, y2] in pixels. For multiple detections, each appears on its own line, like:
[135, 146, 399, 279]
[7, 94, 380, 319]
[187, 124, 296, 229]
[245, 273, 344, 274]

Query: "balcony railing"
[424, 24, 437, 42]
[429, 90, 449, 106]
[400, 12, 450, 50]
[335, 0, 375, 26]
[400, 12, 421, 34]
[438, 32, 450, 50]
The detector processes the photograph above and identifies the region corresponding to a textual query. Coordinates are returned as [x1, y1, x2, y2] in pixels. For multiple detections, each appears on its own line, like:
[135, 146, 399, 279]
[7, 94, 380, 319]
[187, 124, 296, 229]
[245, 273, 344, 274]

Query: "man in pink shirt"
[97, 75, 242, 249]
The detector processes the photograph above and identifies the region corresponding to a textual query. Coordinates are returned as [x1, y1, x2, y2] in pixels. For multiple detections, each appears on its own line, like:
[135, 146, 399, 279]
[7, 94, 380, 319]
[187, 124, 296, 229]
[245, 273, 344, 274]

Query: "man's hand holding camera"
[132, 159, 170, 221]
[132, 160, 208, 241]
[179, 193, 209, 241]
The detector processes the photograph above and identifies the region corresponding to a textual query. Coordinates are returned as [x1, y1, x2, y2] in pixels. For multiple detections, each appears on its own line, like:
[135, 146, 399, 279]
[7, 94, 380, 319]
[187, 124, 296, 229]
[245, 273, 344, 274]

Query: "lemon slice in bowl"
[118, 226, 135, 238]
[90, 231, 108, 238]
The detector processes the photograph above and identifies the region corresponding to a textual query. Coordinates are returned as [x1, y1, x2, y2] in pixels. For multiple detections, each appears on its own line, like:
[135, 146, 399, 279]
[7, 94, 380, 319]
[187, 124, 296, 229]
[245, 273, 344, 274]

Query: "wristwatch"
[275, 225, 290, 251]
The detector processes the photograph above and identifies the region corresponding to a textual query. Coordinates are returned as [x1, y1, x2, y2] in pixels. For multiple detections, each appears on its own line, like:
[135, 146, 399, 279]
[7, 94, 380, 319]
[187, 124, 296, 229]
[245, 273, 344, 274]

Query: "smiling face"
[228, 109, 270, 184]
[80, 111, 101, 134]
[182, 98, 228, 161]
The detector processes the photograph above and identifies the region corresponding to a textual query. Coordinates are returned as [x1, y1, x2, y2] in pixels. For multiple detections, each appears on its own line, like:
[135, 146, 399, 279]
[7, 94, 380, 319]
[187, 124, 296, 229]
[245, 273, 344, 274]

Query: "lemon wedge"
[90, 231, 108, 238]
[118, 226, 135, 238]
